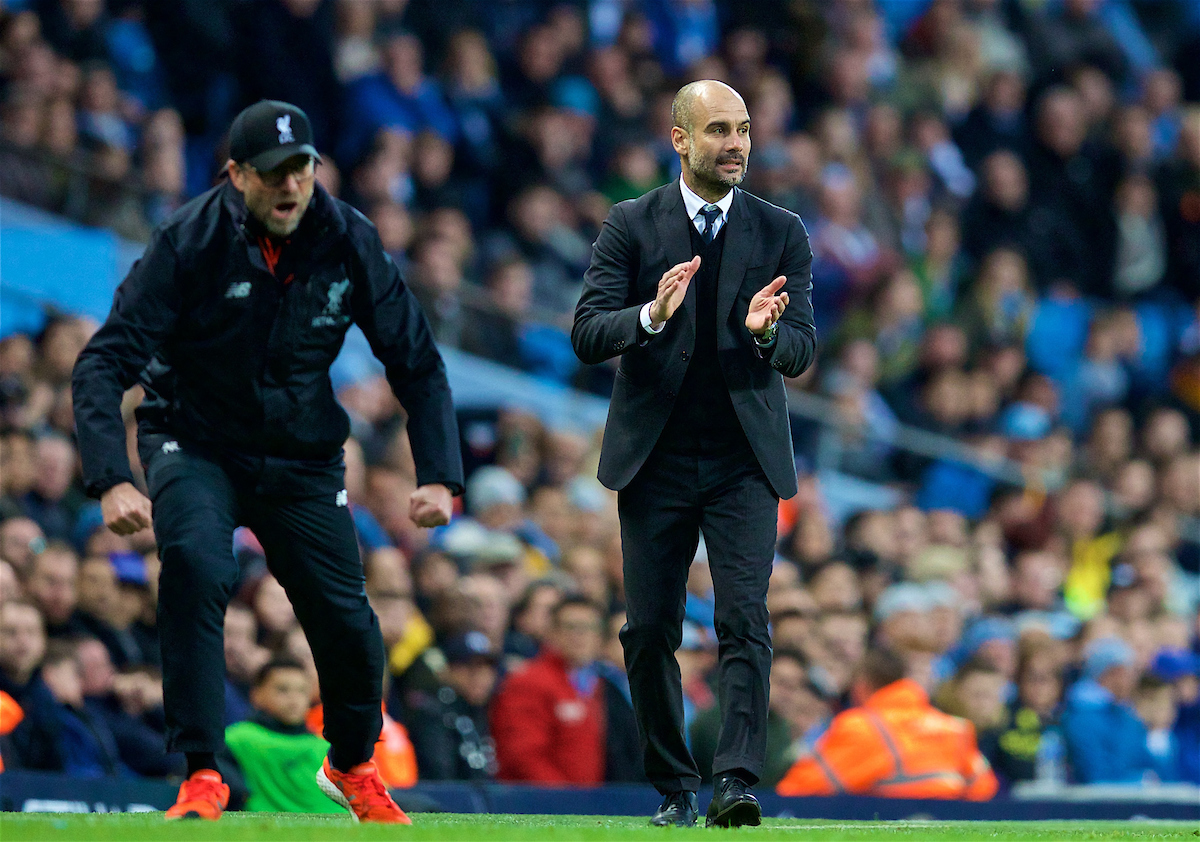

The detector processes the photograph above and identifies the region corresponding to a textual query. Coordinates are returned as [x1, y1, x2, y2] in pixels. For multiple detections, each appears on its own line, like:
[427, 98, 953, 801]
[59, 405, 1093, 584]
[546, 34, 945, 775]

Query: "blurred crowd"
[1, 0, 1199, 798]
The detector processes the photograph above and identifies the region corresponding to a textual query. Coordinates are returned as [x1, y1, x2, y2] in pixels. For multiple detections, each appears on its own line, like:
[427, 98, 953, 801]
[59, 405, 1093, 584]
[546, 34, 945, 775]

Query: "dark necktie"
[699, 204, 721, 243]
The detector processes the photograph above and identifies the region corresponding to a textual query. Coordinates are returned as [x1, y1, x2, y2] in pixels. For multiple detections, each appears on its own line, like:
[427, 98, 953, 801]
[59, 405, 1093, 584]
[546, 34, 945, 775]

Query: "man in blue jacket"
[1062, 637, 1153, 784]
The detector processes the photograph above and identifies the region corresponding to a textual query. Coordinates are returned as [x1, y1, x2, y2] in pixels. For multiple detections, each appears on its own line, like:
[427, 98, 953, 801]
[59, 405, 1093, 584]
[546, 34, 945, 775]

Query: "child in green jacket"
[221, 657, 343, 813]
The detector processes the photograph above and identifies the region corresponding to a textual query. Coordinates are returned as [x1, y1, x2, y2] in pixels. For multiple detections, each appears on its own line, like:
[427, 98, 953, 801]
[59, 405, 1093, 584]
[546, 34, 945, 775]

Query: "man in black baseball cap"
[229, 100, 321, 174]
[72, 97, 464, 823]
[227, 100, 322, 237]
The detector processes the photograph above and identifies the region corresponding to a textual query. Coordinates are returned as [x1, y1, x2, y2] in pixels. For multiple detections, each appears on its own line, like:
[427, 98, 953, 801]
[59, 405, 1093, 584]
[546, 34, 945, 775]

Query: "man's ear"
[670, 126, 690, 157]
[226, 160, 245, 192]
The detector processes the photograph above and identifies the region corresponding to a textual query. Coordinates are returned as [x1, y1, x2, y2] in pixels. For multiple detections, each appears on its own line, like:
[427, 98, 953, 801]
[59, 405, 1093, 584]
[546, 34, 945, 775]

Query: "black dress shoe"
[650, 791, 699, 827]
[705, 775, 761, 828]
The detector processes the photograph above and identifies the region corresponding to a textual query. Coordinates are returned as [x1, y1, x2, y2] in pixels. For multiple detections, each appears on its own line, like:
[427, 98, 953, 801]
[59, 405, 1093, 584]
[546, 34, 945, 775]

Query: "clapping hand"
[648, 256, 701, 327]
[746, 276, 789, 335]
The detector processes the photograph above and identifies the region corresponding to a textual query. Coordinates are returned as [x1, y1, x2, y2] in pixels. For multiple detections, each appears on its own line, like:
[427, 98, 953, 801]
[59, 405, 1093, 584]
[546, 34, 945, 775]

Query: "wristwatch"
[754, 322, 778, 347]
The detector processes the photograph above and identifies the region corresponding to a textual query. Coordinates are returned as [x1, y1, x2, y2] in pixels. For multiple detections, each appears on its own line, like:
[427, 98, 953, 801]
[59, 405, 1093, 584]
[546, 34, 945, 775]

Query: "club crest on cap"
[276, 114, 294, 144]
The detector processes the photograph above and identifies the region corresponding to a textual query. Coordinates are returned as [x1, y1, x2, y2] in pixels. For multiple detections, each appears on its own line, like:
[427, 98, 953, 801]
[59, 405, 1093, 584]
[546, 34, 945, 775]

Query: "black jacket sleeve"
[571, 201, 648, 366]
[72, 229, 183, 498]
[758, 213, 818, 378]
[350, 227, 465, 495]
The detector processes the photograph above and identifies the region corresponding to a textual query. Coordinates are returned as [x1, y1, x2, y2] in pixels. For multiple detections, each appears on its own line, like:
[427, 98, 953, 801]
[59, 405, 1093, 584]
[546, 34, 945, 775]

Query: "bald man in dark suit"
[573, 80, 817, 828]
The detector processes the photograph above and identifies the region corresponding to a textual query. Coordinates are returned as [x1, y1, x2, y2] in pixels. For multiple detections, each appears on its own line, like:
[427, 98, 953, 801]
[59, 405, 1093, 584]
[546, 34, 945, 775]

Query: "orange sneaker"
[316, 757, 412, 824]
[164, 769, 229, 820]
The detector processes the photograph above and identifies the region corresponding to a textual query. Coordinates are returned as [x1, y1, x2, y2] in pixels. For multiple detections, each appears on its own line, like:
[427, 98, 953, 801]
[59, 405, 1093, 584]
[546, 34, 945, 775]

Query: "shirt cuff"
[640, 302, 665, 334]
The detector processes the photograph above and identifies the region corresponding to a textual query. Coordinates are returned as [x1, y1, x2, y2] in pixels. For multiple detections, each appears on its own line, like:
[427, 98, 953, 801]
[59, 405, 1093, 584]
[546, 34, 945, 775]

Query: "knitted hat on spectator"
[923, 580, 962, 611]
[435, 519, 523, 567]
[565, 476, 607, 514]
[959, 616, 1017, 658]
[466, 466, 526, 515]
[1083, 637, 1136, 680]
[873, 582, 933, 622]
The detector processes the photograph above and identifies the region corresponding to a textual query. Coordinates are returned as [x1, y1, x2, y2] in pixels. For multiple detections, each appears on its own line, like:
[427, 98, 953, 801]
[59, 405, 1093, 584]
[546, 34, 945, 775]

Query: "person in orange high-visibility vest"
[306, 702, 417, 789]
[0, 691, 24, 773]
[777, 649, 998, 800]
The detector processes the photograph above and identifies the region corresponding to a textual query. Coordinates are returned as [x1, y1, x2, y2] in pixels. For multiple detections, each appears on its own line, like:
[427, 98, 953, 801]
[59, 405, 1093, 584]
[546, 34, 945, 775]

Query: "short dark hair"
[254, 656, 308, 688]
[771, 608, 813, 626]
[42, 638, 78, 668]
[954, 655, 1003, 683]
[858, 648, 907, 693]
[552, 594, 604, 625]
[511, 579, 562, 619]
[1136, 674, 1171, 696]
[671, 82, 700, 133]
[773, 647, 808, 670]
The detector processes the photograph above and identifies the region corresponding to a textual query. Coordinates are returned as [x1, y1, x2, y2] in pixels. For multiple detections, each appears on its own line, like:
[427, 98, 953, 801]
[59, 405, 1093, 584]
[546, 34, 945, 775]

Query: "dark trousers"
[142, 437, 384, 763]
[617, 442, 777, 795]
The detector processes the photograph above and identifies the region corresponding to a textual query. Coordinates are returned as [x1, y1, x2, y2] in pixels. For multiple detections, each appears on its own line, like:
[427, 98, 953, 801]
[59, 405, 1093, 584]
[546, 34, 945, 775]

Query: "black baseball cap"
[441, 631, 500, 665]
[228, 100, 321, 172]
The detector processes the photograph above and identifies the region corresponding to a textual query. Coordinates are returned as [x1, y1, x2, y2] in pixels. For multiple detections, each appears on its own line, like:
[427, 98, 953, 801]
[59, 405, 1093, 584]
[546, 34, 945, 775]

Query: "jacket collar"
[221, 180, 347, 274]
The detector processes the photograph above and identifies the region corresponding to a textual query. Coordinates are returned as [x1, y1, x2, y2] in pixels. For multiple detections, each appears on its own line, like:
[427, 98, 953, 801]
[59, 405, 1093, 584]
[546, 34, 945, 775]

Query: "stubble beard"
[248, 188, 313, 237]
[687, 141, 747, 193]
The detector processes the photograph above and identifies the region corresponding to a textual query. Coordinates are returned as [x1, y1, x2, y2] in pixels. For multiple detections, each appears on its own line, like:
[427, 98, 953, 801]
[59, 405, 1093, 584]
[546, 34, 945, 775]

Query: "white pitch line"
[768, 830, 945, 834]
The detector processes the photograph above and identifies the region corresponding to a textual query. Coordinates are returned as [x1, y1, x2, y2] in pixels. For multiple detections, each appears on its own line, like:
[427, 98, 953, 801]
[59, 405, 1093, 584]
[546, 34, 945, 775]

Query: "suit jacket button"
[681, 351, 689, 361]
[666, 389, 676, 398]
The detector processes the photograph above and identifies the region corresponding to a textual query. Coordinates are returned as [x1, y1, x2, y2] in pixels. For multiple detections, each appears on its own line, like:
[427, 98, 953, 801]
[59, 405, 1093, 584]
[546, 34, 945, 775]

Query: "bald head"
[671, 80, 746, 135]
[670, 80, 751, 200]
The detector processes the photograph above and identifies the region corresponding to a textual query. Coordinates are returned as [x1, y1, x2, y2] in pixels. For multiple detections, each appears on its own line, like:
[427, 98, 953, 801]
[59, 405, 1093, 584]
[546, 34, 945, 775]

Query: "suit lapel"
[652, 180, 697, 339]
[717, 188, 754, 333]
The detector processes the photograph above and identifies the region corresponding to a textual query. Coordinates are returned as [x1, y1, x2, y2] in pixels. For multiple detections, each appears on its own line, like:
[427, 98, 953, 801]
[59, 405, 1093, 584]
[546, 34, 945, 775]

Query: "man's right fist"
[649, 256, 701, 327]
[100, 482, 153, 536]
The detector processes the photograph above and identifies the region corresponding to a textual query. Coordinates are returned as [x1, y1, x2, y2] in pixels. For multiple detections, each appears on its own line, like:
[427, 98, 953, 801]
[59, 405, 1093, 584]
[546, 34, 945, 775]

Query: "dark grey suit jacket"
[572, 180, 817, 499]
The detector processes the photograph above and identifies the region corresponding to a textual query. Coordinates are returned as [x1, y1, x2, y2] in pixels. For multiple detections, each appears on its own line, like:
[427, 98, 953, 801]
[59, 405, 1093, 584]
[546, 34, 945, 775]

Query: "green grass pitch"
[0, 813, 1196, 842]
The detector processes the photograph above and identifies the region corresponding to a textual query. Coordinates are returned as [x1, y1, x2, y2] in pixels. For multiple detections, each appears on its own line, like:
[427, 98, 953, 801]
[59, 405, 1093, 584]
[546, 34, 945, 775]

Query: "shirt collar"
[679, 177, 734, 222]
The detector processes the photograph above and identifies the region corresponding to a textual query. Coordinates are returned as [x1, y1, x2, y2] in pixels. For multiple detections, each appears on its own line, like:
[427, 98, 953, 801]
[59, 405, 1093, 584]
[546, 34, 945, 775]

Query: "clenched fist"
[409, 483, 453, 527]
[100, 482, 153, 536]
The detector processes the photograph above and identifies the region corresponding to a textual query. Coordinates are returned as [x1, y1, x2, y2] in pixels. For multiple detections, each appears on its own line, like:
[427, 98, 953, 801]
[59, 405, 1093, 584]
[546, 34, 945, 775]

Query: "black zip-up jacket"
[73, 181, 464, 498]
